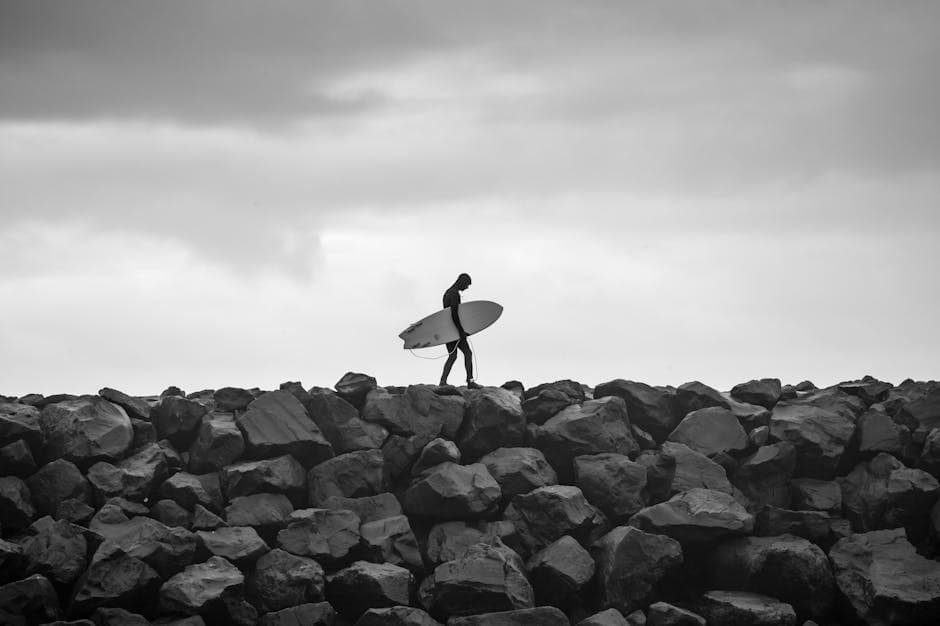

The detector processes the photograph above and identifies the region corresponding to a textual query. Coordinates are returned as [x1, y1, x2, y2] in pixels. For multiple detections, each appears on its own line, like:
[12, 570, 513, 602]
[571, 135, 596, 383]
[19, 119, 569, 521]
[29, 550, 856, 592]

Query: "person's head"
[456, 273, 472, 290]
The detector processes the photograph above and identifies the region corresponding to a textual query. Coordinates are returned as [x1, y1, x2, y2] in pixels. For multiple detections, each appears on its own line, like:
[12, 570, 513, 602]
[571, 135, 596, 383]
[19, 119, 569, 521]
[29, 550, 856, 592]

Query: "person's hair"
[458, 273, 471, 283]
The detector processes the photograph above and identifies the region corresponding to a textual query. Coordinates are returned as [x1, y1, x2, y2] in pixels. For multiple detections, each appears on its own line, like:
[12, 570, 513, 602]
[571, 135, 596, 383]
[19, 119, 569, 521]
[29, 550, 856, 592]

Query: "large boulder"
[754, 506, 832, 544]
[19, 517, 88, 585]
[412, 437, 461, 476]
[522, 383, 581, 425]
[647, 602, 705, 625]
[260, 601, 336, 626]
[0, 439, 36, 477]
[90, 515, 197, 578]
[403, 462, 501, 520]
[159, 556, 244, 617]
[898, 386, 940, 439]
[730, 379, 782, 410]
[457, 388, 526, 461]
[629, 488, 754, 545]
[221, 454, 306, 500]
[362, 385, 465, 440]
[160, 471, 223, 512]
[593, 379, 680, 442]
[98, 388, 152, 421]
[667, 407, 748, 457]
[38, 397, 133, 466]
[590, 525, 683, 615]
[25, 459, 91, 516]
[709, 534, 835, 619]
[356, 606, 442, 625]
[790, 478, 842, 513]
[448, 607, 569, 625]
[838, 377, 894, 406]
[676, 381, 730, 414]
[305, 390, 388, 453]
[188, 413, 245, 473]
[225, 493, 294, 530]
[326, 560, 412, 620]
[533, 396, 639, 482]
[504, 485, 607, 556]
[425, 520, 514, 566]
[335, 372, 378, 409]
[0, 401, 43, 452]
[479, 447, 558, 500]
[383, 432, 437, 482]
[697, 590, 796, 626]
[247, 548, 324, 613]
[0, 476, 35, 531]
[829, 528, 940, 624]
[635, 450, 677, 504]
[276, 507, 361, 567]
[769, 402, 856, 479]
[360, 514, 423, 570]
[86, 443, 167, 503]
[212, 387, 255, 412]
[150, 395, 208, 446]
[70, 547, 162, 616]
[196, 527, 270, 567]
[308, 449, 387, 505]
[321, 492, 403, 523]
[858, 407, 914, 458]
[0, 574, 62, 625]
[574, 453, 647, 520]
[660, 442, 732, 495]
[236, 390, 334, 466]
[731, 443, 796, 513]
[526, 535, 595, 602]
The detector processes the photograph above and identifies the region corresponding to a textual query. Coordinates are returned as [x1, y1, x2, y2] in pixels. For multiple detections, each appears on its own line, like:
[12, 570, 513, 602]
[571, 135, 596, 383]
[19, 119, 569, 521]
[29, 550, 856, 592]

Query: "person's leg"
[459, 338, 474, 383]
[440, 341, 458, 385]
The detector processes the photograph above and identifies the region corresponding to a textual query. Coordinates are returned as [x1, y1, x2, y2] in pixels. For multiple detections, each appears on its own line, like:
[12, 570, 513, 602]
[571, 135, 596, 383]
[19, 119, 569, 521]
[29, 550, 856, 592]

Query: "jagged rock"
[93, 606, 151, 625]
[697, 590, 796, 626]
[577, 608, 630, 626]
[150, 499, 193, 529]
[0, 476, 35, 531]
[158, 438, 185, 473]
[362, 386, 465, 439]
[749, 426, 769, 447]
[98, 388, 152, 421]
[19, 517, 87, 585]
[526, 535, 595, 601]
[420, 537, 532, 618]
[309, 449, 387, 505]
[732, 442, 796, 512]
[724, 395, 772, 432]
[524, 379, 586, 404]
[590, 525, 683, 615]
[277, 507, 361, 566]
[236, 390, 334, 466]
[0, 440, 37, 477]
[404, 462, 501, 520]
[635, 450, 676, 504]
[161, 386, 185, 397]
[830, 528, 940, 624]
[632, 424, 657, 450]
[0, 401, 43, 451]
[225, 493, 294, 529]
[425, 521, 508, 566]
[769, 401, 856, 479]
[0, 574, 61, 625]
[730, 379, 782, 410]
[412, 438, 461, 476]
[92, 514, 197, 578]
[86, 443, 167, 502]
[790, 478, 842, 513]
[212, 387, 254, 412]
[594, 380, 680, 442]
[360, 514, 422, 570]
[70, 548, 161, 616]
[457, 387, 526, 461]
[523, 388, 578, 425]
[574, 453, 647, 520]
[322, 492, 402, 523]
[448, 606, 569, 625]
[38, 396, 133, 466]
[131, 418, 157, 448]
[479, 447, 558, 500]
[192, 504, 227, 531]
[151, 395, 208, 445]
[839, 452, 940, 542]
[221, 454, 306, 500]
[260, 601, 336, 626]
[55, 498, 95, 525]
[159, 556, 244, 616]
[796, 387, 866, 421]
[533, 396, 639, 482]
[646, 602, 705, 625]
[920, 427, 940, 478]
[197, 527, 269, 566]
[660, 442, 732, 495]
[335, 372, 378, 409]
[754, 506, 831, 543]
[898, 386, 940, 439]
[858, 407, 913, 457]
[356, 606, 441, 625]
[838, 377, 893, 406]
[26, 458, 91, 516]
[709, 534, 834, 619]
[326, 560, 412, 619]
[676, 381, 730, 414]
[629, 488, 754, 545]
[188, 413, 245, 473]
[504, 485, 607, 556]
[247, 548, 324, 612]
[306, 390, 388, 453]
[383, 432, 436, 481]
[667, 407, 748, 457]
[160, 471, 223, 512]
[0, 540, 26, 585]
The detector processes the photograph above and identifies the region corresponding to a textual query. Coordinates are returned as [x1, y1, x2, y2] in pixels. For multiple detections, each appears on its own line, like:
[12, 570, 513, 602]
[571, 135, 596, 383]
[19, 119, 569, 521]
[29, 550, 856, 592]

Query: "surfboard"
[399, 300, 503, 349]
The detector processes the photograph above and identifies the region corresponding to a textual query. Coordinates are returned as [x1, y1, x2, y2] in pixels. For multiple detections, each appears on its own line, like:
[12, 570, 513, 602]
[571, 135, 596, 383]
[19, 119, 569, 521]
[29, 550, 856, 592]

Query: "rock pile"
[2, 374, 940, 625]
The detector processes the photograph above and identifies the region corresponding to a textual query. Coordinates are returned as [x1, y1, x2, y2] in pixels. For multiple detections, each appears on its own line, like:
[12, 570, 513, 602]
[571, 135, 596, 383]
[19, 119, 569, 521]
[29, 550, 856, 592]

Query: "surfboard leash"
[408, 336, 481, 382]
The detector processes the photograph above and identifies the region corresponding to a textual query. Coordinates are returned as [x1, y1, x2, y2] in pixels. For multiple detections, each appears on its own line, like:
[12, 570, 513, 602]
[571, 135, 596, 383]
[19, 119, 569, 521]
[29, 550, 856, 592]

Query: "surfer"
[440, 273, 482, 389]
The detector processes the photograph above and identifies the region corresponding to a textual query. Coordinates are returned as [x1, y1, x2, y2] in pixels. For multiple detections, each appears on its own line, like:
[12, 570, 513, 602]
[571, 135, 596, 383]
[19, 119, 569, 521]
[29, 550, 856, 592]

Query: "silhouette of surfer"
[440, 273, 482, 389]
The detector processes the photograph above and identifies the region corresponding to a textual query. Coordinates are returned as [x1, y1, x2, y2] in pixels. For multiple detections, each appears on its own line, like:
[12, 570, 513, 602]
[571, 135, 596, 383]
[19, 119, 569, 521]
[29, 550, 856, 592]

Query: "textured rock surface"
[326, 560, 412, 620]
[236, 390, 334, 466]
[667, 407, 748, 457]
[39, 397, 133, 467]
[629, 488, 754, 545]
[403, 462, 501, 519]
[594, 379, 680, 442]
[479, 447, 557, 500]
[504, 485, 607, 556]
[574, 453, 647, 520]
[456, 387, 526, 461]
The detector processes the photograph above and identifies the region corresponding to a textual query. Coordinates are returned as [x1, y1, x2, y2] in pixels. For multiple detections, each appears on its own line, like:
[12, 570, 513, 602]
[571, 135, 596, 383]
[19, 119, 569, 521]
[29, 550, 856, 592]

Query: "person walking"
[440, 273, 482, 389]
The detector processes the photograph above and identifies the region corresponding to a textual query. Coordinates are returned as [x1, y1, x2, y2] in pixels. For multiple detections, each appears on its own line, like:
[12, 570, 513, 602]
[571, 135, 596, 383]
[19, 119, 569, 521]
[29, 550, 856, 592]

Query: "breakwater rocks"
[1, 374, 940, 625]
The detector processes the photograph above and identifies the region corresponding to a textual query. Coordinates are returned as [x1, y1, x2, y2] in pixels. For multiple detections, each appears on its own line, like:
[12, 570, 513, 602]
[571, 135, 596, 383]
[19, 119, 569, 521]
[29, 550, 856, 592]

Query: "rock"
[86, 443, 167, 502]
[0, 540, 26, 585]
[70, 548, 161, 616]
[356, 606, 441, 625]
[412, 438, 461, 476]
[831, 528, 940, 624]
[151, 395, 208, 446]
[161, 386, 185, 397]
[91, 515, 197, 578]
[635, 450, 676, 504]
[0, 440, 37, 477]
[383, 432, 436, 481]
[425, 521, 502, 566]
[98, 388, 152, 421]
[362, 386, 465, 440]
[160, 471, 223, 512]
[629, 488, 754, 545]
[0, 574, 61, 625]
[404, 462, 501, 520]
[0, 401, 43, 452]
[574, 453, 647, 520]
[590, 525, 683, 615]
[158, 439, 185, 473]
[724, 395, 772, 433]
[322, 493, 403, 523]
[150, 499, 193, 529]
[646, 602, 705, 625]
[0, 476, 35, 531]
[730, 379, 782, 410]
[533, 396, 639, 482]
[526, 535, 595, 601]
[504, 485, 607, 556]
[277, 507, 361, 566]
[225, 493, 294, 529]
[667, 407, 748, 457]
[676, 381, 730, 414]
[523, 388, 579, 425]
[236, 390, 334, 466]
[731, 443, 796, 512]
[20, 517, 87, 585]
[696, 590, 796, 626]
[769, 402, 856, 479]
[594, 380, 680, 442]
[309, 449, 387, 505]
[838, 377, 893, 406]
[754, 507, 831, 544]
[38, 396, 133, 466]
[335, 372, 378, 409]
[55, 499, 95, 525]
[159, 556, 244, 616]
[360, 514, 423, 570]
[247, 548, 324, 612]
[660, 442, 732, 495]
[479, 447, 558, 500]
[577, 608, 630, 626]
[26, 459, 91, 516]
[839, 452, 940, 542]
[709, 534, 834, 619]
[524, 379, 586, 403]
[457, 387, 526, 461]
[131, 415, 157, 446]
[192, 504, 227, 531]
[306, 390, 388, 453]
[260, 602, 336, 626]
[213, 387, 255, 412]
[221, 454, 306, 500]
[920, 427, 940, 478]
[326, 560, 412, 620]
[93, 607, 151, 625]
[899, 386, 940, 439]
[789, 478, 842, 513]
[448, 606, 569, 625]
[858, 407, 913, 457]
[188, 413, 245, 473]
[749, 426, 769, 447]
[421, 536, 532, 618]
[197, 527, 270, 567]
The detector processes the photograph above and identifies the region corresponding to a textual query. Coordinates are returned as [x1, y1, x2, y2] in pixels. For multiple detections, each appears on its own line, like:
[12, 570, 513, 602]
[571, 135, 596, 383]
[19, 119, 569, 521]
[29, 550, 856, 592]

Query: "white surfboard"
[399, 301, 503, 349]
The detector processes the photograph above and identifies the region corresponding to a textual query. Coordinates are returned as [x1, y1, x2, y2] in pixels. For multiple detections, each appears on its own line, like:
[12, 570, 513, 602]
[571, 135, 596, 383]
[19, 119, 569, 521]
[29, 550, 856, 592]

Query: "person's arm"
[444, 292, 468, 338]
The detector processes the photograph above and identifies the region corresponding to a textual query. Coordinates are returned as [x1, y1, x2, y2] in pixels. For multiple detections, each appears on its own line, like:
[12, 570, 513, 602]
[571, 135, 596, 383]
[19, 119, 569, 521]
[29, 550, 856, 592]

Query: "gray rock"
[667, 407, 748, 457]
[504, 485, 607, 556]
[260, 602, 336, 626]
[898, 385, 940, 439]
[448, 606, 569, 625]
[225, 493, 294, 530]
[425, 521, 506, 566]
[188, 413, 245, 473]
[197, 526, 269, 566]
[593, 379, 680, 442]
[213, 387, 255, 412]
[647, 602, 705, 626]
[91, 515, 197, 578]
[309, 449, 387, 505]
[479, 447, 558, 500]
[576, 608, 630, 626]
[335, 372, 378, 409]
[192, 504, 227, 531]
[629, 488, 754, 545]
[574, 453, 647, 520]
[697, 590, 796, 626]
[523, 388, 579, 425]
[151, 395, 208, 445]
[383, 432, 436, 481]
[92, 607, 151, 626]
[221, 454, 306, 500]
[86, 443, 167, 502]
[277, 507, 361, 567]
[306, 390, 388, 453]
[236, 390, 334, 466]
[526, 535, 595, 600]
[39, 396, 133, 467]
[160, 471, 223, 512]
[326, 560, 412, 620]
[838, 377, 893, 406]
[321, 492, 403, 523]
[54, 498, 95, 525]
[70, 548, 161, 616]
[98, 388, 152, 421]
[920, 427, 940, 478]
[360, 514, 423, 570]
[754, 507, 832, 544]
[362, 385, 465, 440]
[635, 450, 676, 504]
[150, 499, 193, 529]
[0, 539, 26, 585]
[159, 556, 244, 616]
[356, 606, 442, 625]
[0, 440, 37, 477]
[858, 407, 913, 456]
[732, 443, 796, 513]
[769, 402, 856, 479]
[789, 478, 842, 513]
[0, 574, 62, 625]
[676, 381, 730, 415]
[26, 458, 91, 516]
[748, 426, 769, 447]
[247, 548, 324, 612]
[403, 462, 501, 520]
[20, 517, 88, 585]
[0, 476, 35, 531]
[660, 442, 732, 495]
[457, 387, 526, 461]
[0, 401, 43, 451]
[730, 379, 782, 410]
[412, 438, 461, 476]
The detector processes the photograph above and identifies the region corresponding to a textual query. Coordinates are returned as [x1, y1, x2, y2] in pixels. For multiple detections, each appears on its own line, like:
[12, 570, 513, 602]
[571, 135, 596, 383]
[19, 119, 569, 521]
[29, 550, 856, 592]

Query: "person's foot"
[466, 381, 483, 390]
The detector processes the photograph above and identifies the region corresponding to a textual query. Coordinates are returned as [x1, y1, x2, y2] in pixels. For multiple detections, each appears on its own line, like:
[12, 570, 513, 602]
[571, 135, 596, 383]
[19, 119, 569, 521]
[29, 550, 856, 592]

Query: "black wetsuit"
[443, 286, 469, 353]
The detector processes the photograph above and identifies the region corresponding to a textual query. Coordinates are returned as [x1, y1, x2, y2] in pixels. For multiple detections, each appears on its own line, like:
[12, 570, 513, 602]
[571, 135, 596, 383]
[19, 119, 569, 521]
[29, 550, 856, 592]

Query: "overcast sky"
[1, 1, 938, 396]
